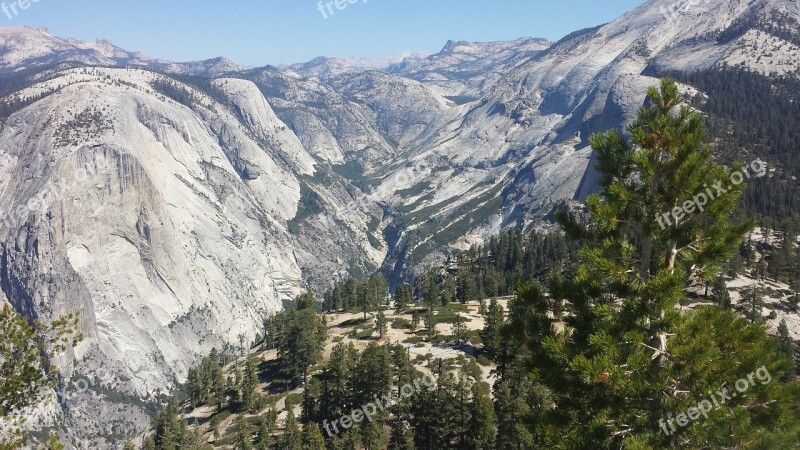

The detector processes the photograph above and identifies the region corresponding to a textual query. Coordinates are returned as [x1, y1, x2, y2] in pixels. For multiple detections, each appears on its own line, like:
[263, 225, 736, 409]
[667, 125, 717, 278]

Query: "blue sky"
[4, 0, 646, 67]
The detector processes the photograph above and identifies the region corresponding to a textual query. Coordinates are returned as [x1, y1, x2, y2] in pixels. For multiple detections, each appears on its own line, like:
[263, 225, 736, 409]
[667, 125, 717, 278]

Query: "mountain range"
[0, 0, 798, 446]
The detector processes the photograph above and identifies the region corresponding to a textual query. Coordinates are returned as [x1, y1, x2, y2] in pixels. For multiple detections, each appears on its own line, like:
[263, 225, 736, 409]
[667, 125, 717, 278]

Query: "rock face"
[0, 68, 383, 446]
[0, 0, 797, 446]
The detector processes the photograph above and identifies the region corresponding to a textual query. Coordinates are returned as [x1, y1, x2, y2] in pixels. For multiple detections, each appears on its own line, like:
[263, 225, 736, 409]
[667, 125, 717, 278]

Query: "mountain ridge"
[0, 0, 798, 445]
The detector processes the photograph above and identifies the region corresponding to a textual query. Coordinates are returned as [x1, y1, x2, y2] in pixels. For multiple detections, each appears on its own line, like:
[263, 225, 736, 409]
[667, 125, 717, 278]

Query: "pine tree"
[322, 343, 357, 421]
[424, 307, 437, 340]
[279, 293, 327, 384]
[395, 285, 411, 312]
[480, 298, 504, 359]
[255, 415, 272, 450]
[150, 397, 189, 449]
[301, 424, 326, 450]
[280, 410, 302, 450]
[452, 313, 468, 346]
[790, 279, 800, 312]
[241, 358, 258, 411]
[410, 310, 420, 332]
[516, 79, 800, 448]
[0, 305, 82, 448]
[42, 433, 65, 450]
[493, 380, 533, 450]
[711, 275, 732, 310]
[233, 415, 254, 450]
[353, 343, 392, 409]
[424, 272, 439, 307]
[777, 318, 795, 361]
[376, 309, 388, 339]
[466, 382, 496, 450]
[441, 276, 456, 306]
[745, 284, 764, 323]
[359, 419, 389, 450]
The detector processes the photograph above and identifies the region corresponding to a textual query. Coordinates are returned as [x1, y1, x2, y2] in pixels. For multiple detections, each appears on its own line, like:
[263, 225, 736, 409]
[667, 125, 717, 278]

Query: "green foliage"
[452, 313, 468, 346]
[277, 293, 327, 383]
[666, 68, 800, 221]
[42, 433, 64, 450]
[0, 304, 82, 448]
[504, 79, 800, 448]
[323, 274, 388, 319]
[466, 382, 496, 450]
[376, 309, 388, 339]
[233, 415, 254, 450]
[186, 348, 226, 411]
[452, 228, 577, 301]
[424, 308, 437, 340]
[711, 275, 732, 310]
[480, 298, 505, 359]
[301, 423, 326, 450]
[279, 410, 302, 449]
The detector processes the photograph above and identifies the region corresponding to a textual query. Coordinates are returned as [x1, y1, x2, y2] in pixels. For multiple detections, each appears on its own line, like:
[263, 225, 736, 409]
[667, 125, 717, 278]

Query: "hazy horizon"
[0, 0, 646, 67]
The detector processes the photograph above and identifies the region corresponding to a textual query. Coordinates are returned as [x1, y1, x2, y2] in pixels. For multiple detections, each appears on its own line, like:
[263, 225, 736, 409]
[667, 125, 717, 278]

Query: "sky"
[3, 0, 647, 67]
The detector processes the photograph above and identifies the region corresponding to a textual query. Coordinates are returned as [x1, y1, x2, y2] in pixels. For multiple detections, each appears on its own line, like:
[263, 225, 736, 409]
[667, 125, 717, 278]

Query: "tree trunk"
[640, 237, 653, 281]
[665, 245, 678, 273]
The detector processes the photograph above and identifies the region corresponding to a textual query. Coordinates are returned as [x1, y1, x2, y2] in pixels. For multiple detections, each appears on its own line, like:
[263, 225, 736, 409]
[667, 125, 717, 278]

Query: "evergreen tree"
[301, 424, 326, 450]
[424, 308, 437, 340]
[359, 419, 389, 450]
[790, 279, 800, 312]
[255, 415, 272, 450]
[452, 313, 468, 346]
[515, 79, 800, 448]
[457, 274, 477, 303]
[149, 397, 189, 450]
[387, 418, 415, 450]
[410, 310, 420, 332]
[280, 410, 302, 450]
[466, 382, 496, 450]
[777, 318, 795, 362]
[480, 298, 504, 359]
[711, 275, 732, 310]
[42, 433, 65, 450]
[0, 305, 82, 448]
[395, 285, 412, 312]
[441, 276, 456, 306]
[376, 309, 388, 339]
[241, 358, 258, 411]
[233, 415, 254, 450]
[745, 284, 764, 323]
[493, 380, 533, 450]
[353, 343, 392, 409]
[302, 376, 322, 422]
[279, 293, 327, 383]
[321, 343, 357, 421]
[424, 272, 439, 307]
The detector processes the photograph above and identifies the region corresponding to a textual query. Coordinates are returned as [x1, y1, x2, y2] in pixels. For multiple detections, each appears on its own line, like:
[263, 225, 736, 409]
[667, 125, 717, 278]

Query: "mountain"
[0, 0, 798, 446]
[287, 51, 428, 79]
[0, 69, 384, 446]
[0, 26, 244, 75]
[387, 37, 553, 98]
